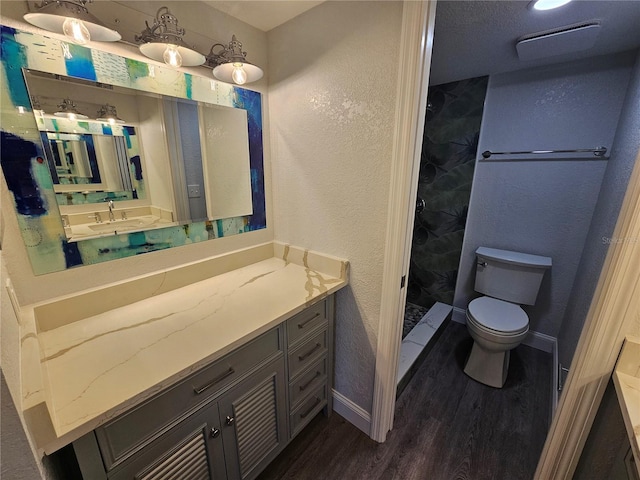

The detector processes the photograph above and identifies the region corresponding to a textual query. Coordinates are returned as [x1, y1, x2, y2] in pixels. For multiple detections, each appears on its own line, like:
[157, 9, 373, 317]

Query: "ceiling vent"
[516, 21, 601, 61]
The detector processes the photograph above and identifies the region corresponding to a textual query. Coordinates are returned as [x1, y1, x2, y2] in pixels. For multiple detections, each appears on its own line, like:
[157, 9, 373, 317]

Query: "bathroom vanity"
[14, 242, 349, 480]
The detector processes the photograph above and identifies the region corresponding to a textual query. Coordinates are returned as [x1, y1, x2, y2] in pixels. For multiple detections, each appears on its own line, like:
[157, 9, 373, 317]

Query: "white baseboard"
[332, 389, 371, 437]
[523, 330, 556, 354]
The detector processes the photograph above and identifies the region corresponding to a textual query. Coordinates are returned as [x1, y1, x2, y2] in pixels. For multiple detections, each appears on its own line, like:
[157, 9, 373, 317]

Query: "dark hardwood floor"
[257, 321, 552, 480]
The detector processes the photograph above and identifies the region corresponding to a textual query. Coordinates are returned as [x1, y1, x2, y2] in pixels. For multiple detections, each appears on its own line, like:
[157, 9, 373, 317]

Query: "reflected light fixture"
[96, 104, 125, 125]
[54, 98, 88, 120]
[206, 35, 263, 85]
[23, 0, 121, 45]
[135, 6, 205, 68]
[530, 0, 572, 10]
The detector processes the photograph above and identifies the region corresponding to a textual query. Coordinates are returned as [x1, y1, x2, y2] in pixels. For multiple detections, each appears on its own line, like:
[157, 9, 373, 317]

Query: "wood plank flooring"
[257, 321, 551, 480]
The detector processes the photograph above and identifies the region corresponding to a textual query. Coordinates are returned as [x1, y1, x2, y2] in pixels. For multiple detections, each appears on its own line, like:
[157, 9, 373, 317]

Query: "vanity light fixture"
[135, 6, 205, 68]
[96, 104, 125, 125]
[206, 35, 263, 85]
[54, 98, 88, 120]
[530, 0, 572, 11]
[23, 0, 121, 45]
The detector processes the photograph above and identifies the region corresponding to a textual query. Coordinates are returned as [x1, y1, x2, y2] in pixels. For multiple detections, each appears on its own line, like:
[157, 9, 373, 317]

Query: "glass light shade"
[24, 2, 121, 43]
[96, 104, 125, 124]
[62, 17, 90, 44]
[139, 42, 205, 67]
[54, 98, 88, 119]
[213, 62, 263, 85]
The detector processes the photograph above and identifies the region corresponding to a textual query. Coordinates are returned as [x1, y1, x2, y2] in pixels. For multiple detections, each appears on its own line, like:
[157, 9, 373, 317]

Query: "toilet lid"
[468, 296, 529, 334]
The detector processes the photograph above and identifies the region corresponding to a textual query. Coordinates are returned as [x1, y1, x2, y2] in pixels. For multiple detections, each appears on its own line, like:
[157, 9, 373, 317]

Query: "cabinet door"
[108, 402, 227, 480]
[219, 359, 286, 480]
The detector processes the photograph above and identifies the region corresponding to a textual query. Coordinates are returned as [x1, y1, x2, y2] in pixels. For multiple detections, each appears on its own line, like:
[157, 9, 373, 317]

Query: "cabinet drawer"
[286, 301, 326, 346]
[97, 327, 282, 471]
[288, 329, 327, 380]
[290, 384, 327, 438]
[289, 356, 327, 409]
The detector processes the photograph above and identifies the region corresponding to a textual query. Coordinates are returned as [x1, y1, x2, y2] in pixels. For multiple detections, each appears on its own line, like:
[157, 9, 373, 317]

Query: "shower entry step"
[397, 302, 452, 395]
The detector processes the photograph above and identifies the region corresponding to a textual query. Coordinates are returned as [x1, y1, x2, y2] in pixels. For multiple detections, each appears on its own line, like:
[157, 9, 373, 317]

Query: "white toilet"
[464, 247, 552, 388]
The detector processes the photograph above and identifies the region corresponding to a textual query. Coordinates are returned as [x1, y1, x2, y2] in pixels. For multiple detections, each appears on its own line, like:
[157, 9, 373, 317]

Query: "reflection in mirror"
[21, 68, 254, 243]
[163, 98, 253, 223]
[0, 26, 266, 274]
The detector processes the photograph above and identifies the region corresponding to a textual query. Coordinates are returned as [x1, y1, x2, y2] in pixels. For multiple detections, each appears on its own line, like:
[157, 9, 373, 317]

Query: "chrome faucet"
[107, 200, 115, 222]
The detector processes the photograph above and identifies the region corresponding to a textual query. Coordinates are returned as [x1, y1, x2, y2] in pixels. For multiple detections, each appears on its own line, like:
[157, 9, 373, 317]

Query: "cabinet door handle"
[226, 416, 235, 426]
[298, 343, 322, 362]
[210, 427, 220, 438]
[299, 372, 321, 392]
[300, 398, 322, 419]
[297, 313, 320, 329]
[193, 367, 235, 395]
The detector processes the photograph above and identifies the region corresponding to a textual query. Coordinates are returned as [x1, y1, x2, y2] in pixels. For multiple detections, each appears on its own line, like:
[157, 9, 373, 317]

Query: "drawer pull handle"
[300, 398, 322, 419]
[298, 343, 322, 362]
[299, 372, 322, 392]
[210, 427, 220, 438]
[226, 416, 235, 426]
[298, 313, 321, 329]
[193, 367, 235, 395]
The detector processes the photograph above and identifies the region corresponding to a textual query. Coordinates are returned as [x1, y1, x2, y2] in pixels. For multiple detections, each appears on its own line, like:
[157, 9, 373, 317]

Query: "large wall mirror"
[0, 26, 266, 275]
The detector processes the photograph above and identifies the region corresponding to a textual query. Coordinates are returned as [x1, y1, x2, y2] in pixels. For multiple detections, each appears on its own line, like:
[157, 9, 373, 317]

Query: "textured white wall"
[268, 1, 403, 412]
[0, 2, 272, 306]
[455, 52, 635, 337]
[557, 49, 640, 368]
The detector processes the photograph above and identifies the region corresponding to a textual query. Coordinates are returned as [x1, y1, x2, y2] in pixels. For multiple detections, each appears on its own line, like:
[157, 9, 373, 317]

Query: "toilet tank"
[475, 247, 552, 305]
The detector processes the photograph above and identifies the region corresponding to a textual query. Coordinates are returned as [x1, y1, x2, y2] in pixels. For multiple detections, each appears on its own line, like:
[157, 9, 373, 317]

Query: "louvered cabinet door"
[108, 401, 227, 480]
[219, 359, 287, 480]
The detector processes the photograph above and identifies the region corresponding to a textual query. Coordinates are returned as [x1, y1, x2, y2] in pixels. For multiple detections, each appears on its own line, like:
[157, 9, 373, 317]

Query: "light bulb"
[532, 0, 572, 10]
[67, 112, 77, 121]
[231, 63, 247, 85]
[163, 45, 183, 68]
[62, 18, 91, 45]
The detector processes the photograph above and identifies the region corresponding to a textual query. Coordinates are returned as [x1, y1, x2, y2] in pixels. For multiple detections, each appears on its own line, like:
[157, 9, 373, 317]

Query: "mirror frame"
[0, 26, 266, 275]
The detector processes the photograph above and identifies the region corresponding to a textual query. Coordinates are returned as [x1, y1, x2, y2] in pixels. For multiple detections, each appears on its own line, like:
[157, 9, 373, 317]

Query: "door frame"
[371, 2, 640, 478]
[369, 0, 436, 442]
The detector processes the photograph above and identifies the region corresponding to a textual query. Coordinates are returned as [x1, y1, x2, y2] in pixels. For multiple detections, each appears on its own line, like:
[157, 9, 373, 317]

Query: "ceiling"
[429, 0, 640, 86]
[202, 1, 640, 85]
[202, 1, 324, 32]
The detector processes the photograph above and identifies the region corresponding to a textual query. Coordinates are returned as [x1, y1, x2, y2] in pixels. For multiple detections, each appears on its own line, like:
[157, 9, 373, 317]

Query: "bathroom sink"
[88, 219, 146, 232]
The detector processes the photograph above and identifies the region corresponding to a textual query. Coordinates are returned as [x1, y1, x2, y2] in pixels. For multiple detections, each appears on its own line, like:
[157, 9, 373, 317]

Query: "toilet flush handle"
[477, 260, 487, 268]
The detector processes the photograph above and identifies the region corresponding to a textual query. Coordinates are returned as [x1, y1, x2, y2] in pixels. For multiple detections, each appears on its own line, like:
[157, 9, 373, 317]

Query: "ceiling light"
[135, 6, 205, 68]
[96, 104, 125, 125]
[206, 35, 263, 85]
[54, 98, 87, 120]
[23, 0, 121, 44]
[531, 0, 572, 11]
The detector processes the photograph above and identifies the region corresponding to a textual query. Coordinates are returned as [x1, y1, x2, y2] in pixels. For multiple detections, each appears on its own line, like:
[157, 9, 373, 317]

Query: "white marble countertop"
[18, 242, 348, 454]
[612, 335, 640, 477]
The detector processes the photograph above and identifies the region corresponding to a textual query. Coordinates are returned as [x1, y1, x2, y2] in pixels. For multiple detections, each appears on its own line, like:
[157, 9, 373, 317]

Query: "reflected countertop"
[613, 335, 640, 477]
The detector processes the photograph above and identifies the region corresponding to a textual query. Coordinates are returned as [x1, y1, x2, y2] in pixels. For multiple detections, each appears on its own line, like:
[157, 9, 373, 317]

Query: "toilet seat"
[467, 296, 529, 336]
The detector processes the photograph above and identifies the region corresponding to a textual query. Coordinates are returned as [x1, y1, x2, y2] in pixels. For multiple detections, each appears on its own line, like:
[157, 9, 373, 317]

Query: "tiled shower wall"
[407, 76, 488, 309]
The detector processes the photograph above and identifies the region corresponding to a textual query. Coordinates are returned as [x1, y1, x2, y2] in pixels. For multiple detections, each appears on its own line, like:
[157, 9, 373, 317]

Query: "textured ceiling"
[430, 0, 640, 86]
[201, 1, 324, 32]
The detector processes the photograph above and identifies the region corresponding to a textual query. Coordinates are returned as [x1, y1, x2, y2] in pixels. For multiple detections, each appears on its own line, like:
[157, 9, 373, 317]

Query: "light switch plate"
[187, 184, 201, 198]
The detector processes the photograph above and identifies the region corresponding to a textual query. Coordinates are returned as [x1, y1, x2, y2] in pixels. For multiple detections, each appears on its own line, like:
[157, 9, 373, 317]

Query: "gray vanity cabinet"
[72, 297, 334, 480]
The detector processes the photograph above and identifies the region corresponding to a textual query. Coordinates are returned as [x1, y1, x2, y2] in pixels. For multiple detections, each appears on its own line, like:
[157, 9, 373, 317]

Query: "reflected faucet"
[107, 200, 115, 222]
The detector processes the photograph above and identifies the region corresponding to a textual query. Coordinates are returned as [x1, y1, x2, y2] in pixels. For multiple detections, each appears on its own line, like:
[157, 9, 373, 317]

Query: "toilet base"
[464, 341, 510, 388]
